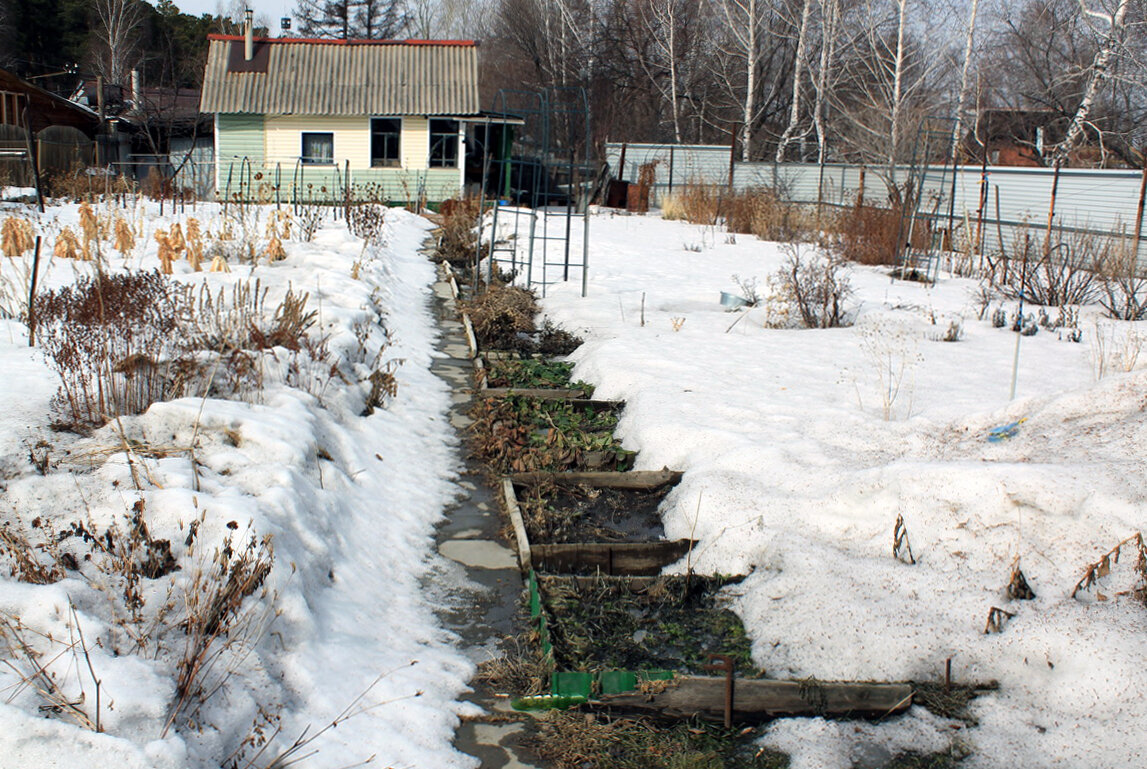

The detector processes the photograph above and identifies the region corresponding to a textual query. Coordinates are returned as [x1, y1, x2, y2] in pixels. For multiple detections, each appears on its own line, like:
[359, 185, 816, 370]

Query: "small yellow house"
[200, 32, 491, 203]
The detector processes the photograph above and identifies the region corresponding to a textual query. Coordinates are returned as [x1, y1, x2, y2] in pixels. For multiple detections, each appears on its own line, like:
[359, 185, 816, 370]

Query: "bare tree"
[295, 0, 409, 39]
[949, 0, 982, 162]
[1053, 0, 1133, 161]
[775, 0, 815, 161]
[404, 0, 485, 37]
[634, 0, 710, 143]
[811, 0, 841, 164]
[93, 0, 144, 87]
[826, 0, 951, 169]
[710, 0, 768, 160]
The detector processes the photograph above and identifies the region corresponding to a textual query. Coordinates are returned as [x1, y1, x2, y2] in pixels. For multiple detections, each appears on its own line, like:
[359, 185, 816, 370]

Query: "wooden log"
[596, 677, 914, 722]
[533, 540, 696, 576]
[510, 469, 684, 491]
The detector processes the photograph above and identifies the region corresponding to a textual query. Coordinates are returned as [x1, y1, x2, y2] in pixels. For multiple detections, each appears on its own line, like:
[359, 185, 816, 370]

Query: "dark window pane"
[370, 117, 401, 167]
[429, 119, 458, 168]
[301, 132, 333, 164]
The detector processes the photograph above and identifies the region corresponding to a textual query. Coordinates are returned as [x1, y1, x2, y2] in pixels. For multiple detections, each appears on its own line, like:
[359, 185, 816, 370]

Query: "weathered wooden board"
[597, 677, 914, 722]
[503, 477, 532, 572]
[509, 469, 684, 491]
[533, 540, 696, 576]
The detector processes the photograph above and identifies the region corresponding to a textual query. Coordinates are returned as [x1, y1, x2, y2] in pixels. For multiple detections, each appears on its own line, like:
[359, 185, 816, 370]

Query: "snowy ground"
[529, 210, 1147, 768]
[0, 201, 477, 768]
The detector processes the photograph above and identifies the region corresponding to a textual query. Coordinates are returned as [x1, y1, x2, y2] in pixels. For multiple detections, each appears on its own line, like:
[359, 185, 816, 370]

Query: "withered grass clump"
[661, 184, 720, 226]
[0, 521, 65, 584]
[723, 187, 814, 243]
[1071, 532, 1147, 602]
[461, 283, 539, 350]
[167, 529, 274, 732]
[34, 270, 193, 429]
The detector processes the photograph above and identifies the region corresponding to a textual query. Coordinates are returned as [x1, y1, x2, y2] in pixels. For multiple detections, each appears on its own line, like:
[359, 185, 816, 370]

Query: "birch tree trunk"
[949, 0, 981, 164]
[1053, 0, 1132, 163]
[888, 0, 909, 169]
[812, 0, 839, 166]
[776, 0, 814, 162]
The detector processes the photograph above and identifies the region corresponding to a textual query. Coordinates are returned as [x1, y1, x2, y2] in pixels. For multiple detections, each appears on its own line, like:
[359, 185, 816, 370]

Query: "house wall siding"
[402, 116, 429, 170]
[215, 113, 461, 202]
[216, 113, 265, 166]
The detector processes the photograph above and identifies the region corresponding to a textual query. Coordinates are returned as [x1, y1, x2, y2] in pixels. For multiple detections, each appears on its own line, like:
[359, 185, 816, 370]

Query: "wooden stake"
[27, 236, 41, 347]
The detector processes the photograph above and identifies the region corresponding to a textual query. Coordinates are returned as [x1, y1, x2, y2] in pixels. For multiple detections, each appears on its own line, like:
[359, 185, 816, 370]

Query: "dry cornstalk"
[1, 217, 34, 256]
[78, 202, 100, 247]
[113, 217, 135, 256]
[209, 255, 230, 273]
[154, 230, 176, 274]
[186, 219, 203, 271]
[169, 222, 186, 254]
[54, 227, 82, 260]
[263, 235, 286, 262]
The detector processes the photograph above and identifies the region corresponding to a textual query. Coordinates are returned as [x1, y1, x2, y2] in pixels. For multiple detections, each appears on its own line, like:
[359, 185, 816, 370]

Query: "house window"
[429, 119, 459, 168]
[301, 132, 334, 165]
[370, 117, 401, 167]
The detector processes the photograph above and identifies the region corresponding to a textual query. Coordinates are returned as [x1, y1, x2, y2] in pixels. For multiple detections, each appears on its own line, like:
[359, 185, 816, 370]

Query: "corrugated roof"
[200, 37, 479, 116]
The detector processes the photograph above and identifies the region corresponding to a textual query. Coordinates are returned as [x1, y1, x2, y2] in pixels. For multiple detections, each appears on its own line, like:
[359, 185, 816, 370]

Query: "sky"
[166, 0, 296, 30]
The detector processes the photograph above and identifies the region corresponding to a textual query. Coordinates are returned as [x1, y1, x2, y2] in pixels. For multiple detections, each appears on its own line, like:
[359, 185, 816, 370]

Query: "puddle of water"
[440, 539, 518, 570]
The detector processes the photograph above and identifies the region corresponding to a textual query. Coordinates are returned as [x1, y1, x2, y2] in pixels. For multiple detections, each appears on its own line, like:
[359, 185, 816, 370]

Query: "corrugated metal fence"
[605, 142, 1146, 256]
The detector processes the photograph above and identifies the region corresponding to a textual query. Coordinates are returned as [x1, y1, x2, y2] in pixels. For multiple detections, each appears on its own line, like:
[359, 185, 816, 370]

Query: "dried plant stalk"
[984, 606, 1015, 634]
[1071, 532, 1147, 600]
[893, 514, 915, 565]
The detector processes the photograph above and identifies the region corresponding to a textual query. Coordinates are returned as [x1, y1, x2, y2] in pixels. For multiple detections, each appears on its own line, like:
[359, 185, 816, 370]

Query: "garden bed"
[470, 395, 634, 474]
[537, 574, 755, 675]
[474, 356, 596, 399]
[503, 470, 693, 576]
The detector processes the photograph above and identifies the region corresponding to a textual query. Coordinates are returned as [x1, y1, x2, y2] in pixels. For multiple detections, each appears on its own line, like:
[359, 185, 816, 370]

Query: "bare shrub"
[34, 271, 194, 429]
[346, 202, 388, 246]
[437, 196, 483, 267]
[998, 230, 1101, 307]
[766, 244, 854, 329]
[1099, 244, 1147, 321]
[825, 205, 917, 266]
[295, 201, 325, 242]
[461, 282, 539, 350]
[44, 163, 97, 202]
[165, 529, 274, 734]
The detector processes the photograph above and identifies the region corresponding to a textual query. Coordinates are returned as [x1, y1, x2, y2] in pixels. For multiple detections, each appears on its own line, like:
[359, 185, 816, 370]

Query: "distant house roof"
[0, 68, 99, 135]
[199, 36, 479, 117]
